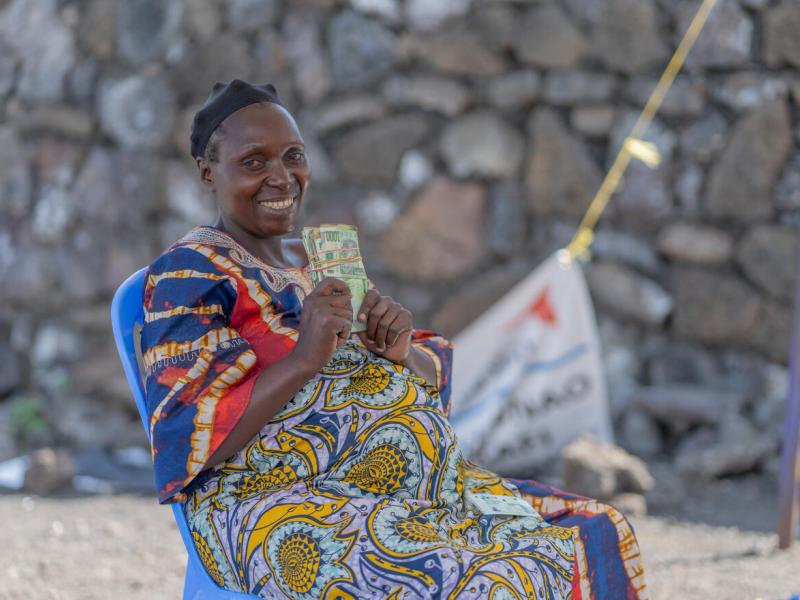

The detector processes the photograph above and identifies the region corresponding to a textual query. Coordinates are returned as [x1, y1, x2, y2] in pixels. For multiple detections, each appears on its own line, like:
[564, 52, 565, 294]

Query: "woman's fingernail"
[358, 313, 366, 322]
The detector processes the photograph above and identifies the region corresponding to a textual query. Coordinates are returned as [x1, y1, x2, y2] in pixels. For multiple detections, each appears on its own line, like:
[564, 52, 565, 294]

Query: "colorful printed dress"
[141, 226, 648, 599]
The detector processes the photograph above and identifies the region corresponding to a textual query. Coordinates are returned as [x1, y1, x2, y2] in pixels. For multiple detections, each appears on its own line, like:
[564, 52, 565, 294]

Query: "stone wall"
[0, 0, 798, 483]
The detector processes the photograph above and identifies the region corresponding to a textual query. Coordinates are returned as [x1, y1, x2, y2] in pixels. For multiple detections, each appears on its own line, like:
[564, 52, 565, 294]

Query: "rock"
[617, 410, 662, 459]
[23, 448, 76, 496]
[630, 384, 748, 431]
[185, 0, 223, 40]
[608, 112, 677, 225]
[487, 183, 526, 258]
[776, 156, 800, 210]
[676, 0, 752, 67]
[591, 0, 668, 74]
[711, 72, 789, 111]
[482, 70, 541, 111]
[225, 0, 280, 32]
[624, 76, 705, 118]
[117, 0, 183, 65]
[676, 414, 777, 479]
[31, 324, 82, 366]
[31, 186, 74, 245]
[609, 493, 648, 518]
[586, 261, 673, 325]
[332, 113, 429, 184]
[17, 105, 94, 139]
[706, 98, 792, 222]
[592, 229, 662, 275]
[750, 300, 792, 364]
[570, 105, 615, 138]
[597, 316, 642, 419]
[561, 436, 655, 500]
[762, 0, 800, 68]
[0, 38, 15, 99]
[380, 177, 485, 281]
[0, 342, 20, 396]
[165, 161, 217, 226]
[440, 111, 525, 179]
[679, 111, 728, 164]
[383, 74, 470, 116]
[328, 10, 395, 90]
[0, 403, 17, 462]
[543, 71, 618, 105]
[397, 150, 433, 191]
[405, 0, 471, 31]
[513, 4, 587, 69]
[672, 268, 762, 346]
[309, 95, 386, 134]
[0, 127, 33, 221]
[351, 0, 400, 23]
[525, 108, 602, 218]
[77, 0, 117, 59]
[646, 341, 720, 386]
[283, 14, 331, 104]
[0, 0, 76, 102]
[657, 223, 734, 265]
[411, 26, 506, 77]
[98, 74, 177, 149]
[735, 225, 798, 302]
[432, 263, 534, 339]
[472, 4, 519, 53]
[354, 192, 399, 235]
[674, 159, 703, 215]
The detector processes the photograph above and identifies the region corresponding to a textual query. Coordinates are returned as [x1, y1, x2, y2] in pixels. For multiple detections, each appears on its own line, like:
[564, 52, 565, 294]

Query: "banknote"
[302, 224, 369, 332]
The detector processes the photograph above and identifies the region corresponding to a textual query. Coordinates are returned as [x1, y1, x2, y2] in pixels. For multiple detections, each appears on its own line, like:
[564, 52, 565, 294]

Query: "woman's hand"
[356, 289, 413, 363]
[291, 277, 353, 375]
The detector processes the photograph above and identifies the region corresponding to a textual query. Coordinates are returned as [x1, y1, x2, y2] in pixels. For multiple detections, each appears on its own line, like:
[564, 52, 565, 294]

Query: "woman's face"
[200, 102, 310, 238]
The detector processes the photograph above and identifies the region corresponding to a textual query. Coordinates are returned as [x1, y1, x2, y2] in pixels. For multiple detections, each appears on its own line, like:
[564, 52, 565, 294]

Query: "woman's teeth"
[258, 198, 295, 210]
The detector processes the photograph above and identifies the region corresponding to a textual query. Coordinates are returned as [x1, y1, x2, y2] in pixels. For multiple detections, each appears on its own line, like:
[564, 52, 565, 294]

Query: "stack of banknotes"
[302, 224, 369, 332]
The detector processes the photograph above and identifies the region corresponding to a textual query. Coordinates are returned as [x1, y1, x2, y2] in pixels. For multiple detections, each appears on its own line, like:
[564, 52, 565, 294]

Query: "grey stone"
[332, 113, 430, 184]
[617, 410, 662, 459]
[226, 0, 280, 32]
[624, 76, 705, 118]
[77, 0, 116, 59]
[543, 71, 618, 105]
[472, 4, 518, 53]
[646, 341, 721, 386]
[561, 436, 655, 500]
[0, 38, 15, 99]
[0, 127, 33, 220]
[672, 267, 761, 346]
[631, 384, 748, 431]
[440, 111, 525, 179]
[383, 75, 470, 116]
[351, 0, 400, 23]
[591, 0, 668, 74]
[31, 324, 81, 366]
[185, 0, 223, 40]
[165, 161, 217, 226]
[0, 342, 20, 396]
[487, 183, 526, 258]
[736, 225, 799, 303]
[405, 0, 471, 31]
[117, 0, 183, 65]
[397, 150, 433, 191]
[310, 95, 386, 134]
[609, 493, 648, 518]
[750, 300, 792, 364]
[763, 0, 800, 67]
[597, 316, 642, 418]
[513, 4, 587, 69]
[31, 186, 75, 244]
[587, 261, 673, 325]
[570, 105, 615, 138]
[328, 11, 395, 90]
[409, 27, 506, 77]
[776, 156, 800, 210]
[18, 105, 94, 139]
[283, 14, 331, 103]
[0, 0, 76, 102]
[483, 70, 541, 111]
[706, 99, 792, 222]
[526, 108, 602, 218]
[0, 237, 58, 305]
[674, 159, 703, 215]
[380, 177, 486, 282]
[657, 223, 734, 265]
[98, 74, 177, 149]
[23, 448, 76, 496]
[680, 111, 728, 164]
[592, 229, 662, 275]
[608, 112, 676, 225]
[252, 29, 290, 82]
[676, 0, 752, 67]
[712, 72, 789, 111]
[354, 192, 399, 235]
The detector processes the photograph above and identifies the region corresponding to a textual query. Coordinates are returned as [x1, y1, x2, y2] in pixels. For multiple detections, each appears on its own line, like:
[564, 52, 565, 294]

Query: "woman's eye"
[286, 151, 305, 163]
[242, 158, 264, 169]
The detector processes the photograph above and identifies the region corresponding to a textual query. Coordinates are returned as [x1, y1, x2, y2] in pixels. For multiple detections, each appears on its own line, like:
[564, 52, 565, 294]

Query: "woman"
[141, 80, 647, 599]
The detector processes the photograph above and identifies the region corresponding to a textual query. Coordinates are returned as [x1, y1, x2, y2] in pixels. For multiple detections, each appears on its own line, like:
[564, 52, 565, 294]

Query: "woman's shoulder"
[148, 227, 236, 279]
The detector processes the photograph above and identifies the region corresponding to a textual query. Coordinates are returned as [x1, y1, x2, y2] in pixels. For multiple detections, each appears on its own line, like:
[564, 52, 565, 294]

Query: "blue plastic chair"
[111, 267, 258, 600]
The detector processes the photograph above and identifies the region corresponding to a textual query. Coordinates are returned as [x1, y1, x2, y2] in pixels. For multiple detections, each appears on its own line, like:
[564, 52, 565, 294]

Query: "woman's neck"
[213, 216, 295, 268]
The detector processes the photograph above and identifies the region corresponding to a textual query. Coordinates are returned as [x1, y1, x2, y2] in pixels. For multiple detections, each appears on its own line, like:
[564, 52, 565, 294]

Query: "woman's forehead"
[221, 102, 303, 146]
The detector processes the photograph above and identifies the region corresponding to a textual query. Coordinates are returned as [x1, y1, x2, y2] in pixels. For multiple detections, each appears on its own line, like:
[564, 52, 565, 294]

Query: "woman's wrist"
[399, 345, 437, 387]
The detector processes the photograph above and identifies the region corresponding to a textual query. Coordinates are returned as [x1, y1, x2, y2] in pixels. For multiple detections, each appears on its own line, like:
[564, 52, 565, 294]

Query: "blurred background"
[0, 0, 799, 596]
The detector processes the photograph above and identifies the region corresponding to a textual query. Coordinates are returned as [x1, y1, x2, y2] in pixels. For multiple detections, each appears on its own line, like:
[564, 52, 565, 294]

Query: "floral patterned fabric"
[141, 226, 648, 599]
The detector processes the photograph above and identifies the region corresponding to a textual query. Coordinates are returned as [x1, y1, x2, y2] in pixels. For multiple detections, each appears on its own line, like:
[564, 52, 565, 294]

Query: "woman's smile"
[256, 196, 296, 211]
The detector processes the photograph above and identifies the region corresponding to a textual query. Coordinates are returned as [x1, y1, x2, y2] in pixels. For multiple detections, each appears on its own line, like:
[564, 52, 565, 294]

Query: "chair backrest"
[111, 268, 257, 600]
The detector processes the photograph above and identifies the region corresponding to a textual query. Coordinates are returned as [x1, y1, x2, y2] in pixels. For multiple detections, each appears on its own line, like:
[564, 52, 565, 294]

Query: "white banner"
[449, 253, 613, 475]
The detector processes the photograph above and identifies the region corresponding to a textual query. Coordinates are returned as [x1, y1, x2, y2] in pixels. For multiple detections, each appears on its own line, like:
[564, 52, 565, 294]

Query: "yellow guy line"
[563, 0, 720, 262]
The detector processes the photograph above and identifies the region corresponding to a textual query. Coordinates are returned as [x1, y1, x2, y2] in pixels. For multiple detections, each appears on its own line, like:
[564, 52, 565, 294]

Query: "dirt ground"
[0, 490, 799, 600]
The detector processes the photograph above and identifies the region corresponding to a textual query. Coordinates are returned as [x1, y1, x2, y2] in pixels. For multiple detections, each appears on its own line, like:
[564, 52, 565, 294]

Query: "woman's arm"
[399, 345, 437, 388]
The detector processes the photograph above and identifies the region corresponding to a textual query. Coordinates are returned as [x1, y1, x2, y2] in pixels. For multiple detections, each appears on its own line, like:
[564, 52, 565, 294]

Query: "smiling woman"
[139, 80, 648, 599]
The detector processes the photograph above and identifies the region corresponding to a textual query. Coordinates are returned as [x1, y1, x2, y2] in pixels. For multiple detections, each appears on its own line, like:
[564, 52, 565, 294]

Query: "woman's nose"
[265, 162, 291, 190]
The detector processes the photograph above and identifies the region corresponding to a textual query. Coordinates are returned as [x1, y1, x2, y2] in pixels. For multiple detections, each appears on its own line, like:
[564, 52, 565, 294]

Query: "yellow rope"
[563, 0, 720, 262]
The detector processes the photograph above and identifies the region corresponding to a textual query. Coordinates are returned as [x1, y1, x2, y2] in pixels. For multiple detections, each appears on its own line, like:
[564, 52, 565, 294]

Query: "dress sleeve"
[140, 246, 260, 504]
[410, 330, 454, 416]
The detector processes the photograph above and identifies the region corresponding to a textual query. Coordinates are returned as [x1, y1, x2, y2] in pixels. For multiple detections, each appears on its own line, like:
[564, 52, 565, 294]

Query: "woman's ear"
[195, 157, 215, 191]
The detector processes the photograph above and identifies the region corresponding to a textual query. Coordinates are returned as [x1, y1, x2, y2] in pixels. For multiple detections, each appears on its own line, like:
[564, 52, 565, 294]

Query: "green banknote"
[302, 224, 369, 332]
